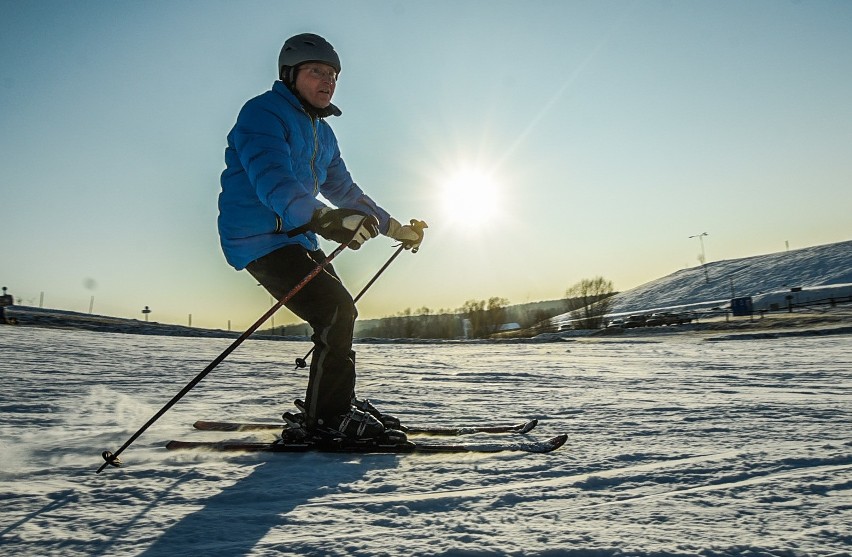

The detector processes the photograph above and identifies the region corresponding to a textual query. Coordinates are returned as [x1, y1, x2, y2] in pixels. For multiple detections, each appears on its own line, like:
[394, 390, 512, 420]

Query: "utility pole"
[689, 232, 710, 283]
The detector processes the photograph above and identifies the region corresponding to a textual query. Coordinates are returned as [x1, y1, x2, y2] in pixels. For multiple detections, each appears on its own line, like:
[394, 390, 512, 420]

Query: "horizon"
[5, 237, 848, 330]
[2, 1, 851, 329]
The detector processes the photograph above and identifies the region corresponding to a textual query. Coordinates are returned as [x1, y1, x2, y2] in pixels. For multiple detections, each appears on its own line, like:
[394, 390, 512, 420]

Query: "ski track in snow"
[0, 326, 850, 556]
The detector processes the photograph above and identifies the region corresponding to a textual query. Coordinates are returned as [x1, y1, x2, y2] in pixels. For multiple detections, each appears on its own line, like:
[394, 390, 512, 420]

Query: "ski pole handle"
[407, 220, 428, 253]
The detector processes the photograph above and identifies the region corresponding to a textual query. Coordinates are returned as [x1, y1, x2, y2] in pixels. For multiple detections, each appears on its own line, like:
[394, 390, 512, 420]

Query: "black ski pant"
[246, 244, 356, 424]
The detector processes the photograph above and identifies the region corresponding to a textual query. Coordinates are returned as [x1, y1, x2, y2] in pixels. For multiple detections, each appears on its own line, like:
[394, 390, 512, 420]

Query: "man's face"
[294, 63, 337, 109]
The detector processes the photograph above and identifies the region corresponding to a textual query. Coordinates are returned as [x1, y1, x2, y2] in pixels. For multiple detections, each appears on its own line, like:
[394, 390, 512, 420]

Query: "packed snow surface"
[1, 326, 850, 556]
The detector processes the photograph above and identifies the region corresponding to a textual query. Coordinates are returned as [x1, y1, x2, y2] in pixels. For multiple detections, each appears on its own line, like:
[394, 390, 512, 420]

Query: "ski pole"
[293, 220, 427, 369]
[97, 240, 350, 474]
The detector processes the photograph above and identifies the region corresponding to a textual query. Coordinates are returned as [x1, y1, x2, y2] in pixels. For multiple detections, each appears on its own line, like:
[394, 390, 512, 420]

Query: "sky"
[1, 0, 850, 330]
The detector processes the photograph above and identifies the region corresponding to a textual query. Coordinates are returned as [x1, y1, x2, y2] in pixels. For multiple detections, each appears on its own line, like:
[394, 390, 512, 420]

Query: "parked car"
[675, 313, 693, 325]
[622, 315, 647, 328]
[606, 318, 625, 328]
[645, 313, 669, 327]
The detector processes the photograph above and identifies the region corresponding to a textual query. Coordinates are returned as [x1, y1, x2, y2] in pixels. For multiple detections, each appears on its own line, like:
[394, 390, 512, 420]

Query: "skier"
[217, 33, 425, 444]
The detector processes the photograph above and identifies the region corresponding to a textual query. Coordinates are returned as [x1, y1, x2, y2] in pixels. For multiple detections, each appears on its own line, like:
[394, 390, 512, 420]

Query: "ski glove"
[310, 207, 380, 250]
[386, 218, 428, 252]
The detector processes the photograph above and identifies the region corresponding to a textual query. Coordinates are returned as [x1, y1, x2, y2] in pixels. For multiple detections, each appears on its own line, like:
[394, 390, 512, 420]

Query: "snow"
[1, 324, 850, 556]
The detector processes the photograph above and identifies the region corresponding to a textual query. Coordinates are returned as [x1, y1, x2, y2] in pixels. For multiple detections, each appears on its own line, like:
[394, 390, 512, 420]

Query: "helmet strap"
[280, 65, 296, 86]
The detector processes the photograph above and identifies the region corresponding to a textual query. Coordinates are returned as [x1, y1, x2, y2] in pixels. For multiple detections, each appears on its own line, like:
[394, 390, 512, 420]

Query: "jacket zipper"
[277, 113, 318, 235]
[309, 116, 319, 195]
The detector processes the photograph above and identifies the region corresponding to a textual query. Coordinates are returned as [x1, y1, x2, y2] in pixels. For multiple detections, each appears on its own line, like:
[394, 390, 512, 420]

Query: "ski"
[165, 433, 566, 454]
[192, 418, 539, 436]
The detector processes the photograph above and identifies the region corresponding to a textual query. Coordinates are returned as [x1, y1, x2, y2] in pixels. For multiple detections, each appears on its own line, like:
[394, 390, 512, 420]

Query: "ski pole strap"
[287, 223, 312, 238]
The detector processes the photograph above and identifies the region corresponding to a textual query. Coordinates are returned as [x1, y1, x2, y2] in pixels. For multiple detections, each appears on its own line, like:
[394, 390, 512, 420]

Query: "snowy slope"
[555, 239, 852, 323]
[1, 325, 850, 556]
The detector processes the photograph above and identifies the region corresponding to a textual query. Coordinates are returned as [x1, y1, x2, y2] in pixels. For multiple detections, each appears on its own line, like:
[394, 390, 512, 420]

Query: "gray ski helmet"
[278, 33, 341, 80]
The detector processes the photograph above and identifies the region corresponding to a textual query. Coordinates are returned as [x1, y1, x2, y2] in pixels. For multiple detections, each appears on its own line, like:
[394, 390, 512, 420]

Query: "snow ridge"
[613, 239, 849, 315]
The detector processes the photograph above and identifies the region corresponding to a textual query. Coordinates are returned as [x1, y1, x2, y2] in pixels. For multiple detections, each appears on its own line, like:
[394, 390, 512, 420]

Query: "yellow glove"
[386, 218, 428, 252]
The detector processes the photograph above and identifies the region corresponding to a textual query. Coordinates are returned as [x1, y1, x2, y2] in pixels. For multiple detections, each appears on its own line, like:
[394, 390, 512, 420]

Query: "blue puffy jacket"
[218, 81, 390, 270]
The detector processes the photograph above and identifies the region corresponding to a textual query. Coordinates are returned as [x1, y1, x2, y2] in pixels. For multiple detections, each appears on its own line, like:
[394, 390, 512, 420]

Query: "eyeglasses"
[301, 66, 337, 83]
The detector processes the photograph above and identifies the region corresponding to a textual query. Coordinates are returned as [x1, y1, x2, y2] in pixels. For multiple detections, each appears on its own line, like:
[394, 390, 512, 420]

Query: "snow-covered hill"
[555, 239, 852, 326]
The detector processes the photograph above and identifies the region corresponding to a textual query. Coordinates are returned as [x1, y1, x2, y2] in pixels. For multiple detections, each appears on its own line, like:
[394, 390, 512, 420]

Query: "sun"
[440, 167, 501, 228]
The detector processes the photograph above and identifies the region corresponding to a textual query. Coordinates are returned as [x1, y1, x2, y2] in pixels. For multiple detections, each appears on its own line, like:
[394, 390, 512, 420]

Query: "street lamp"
[689, 232, 710, 283]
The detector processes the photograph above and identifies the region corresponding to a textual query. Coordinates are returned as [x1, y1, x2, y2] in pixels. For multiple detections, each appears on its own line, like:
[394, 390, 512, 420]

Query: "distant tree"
[565, 277, 616, 329]
[462, 299, 486, 338]
[462, 297, 509, 338]
[356, 306, 464, 340]
[522, 308, 556, 333]
[486, 297, 509, 333]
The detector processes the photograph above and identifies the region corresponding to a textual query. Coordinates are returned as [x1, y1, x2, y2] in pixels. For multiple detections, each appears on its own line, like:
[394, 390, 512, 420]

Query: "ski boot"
[294, 398, 402, 430]
[351, 397, 402, 430]
[280, 411, 309, 443]
[307, 407, 408, 449]
[291, 400, 407, 447]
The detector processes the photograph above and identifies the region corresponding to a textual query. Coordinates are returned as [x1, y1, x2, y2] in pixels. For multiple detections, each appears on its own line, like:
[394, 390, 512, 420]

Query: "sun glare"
[440, 167, 501, 228]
